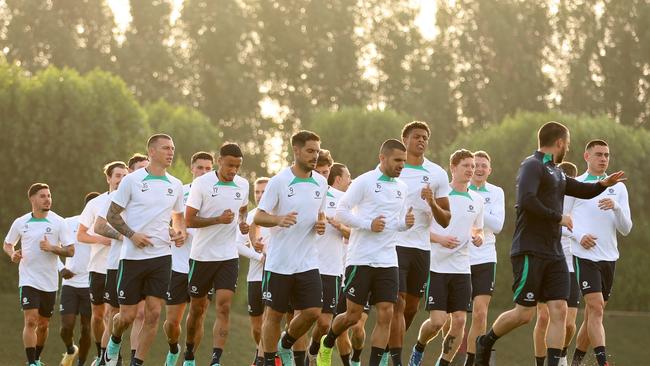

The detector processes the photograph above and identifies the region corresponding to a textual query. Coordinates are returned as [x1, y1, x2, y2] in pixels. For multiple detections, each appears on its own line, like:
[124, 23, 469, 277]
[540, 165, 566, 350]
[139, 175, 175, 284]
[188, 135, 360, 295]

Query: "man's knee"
[515, 305, 536, 325]
[450, 312, 466, 331]
[376, 303, 394, 323]
[300, 307, 321, 323]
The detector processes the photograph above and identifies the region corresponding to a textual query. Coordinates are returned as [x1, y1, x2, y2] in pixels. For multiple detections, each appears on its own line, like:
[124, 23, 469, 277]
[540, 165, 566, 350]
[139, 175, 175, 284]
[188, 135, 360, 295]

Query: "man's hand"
[39, 235, 55, 253]
[252, 237, 264, 253]
[239, 221, 250, 235]
[598, 198, 616, 211]
[60, 268, 75, 280]
[327, 216, 341, 231]
[560, 215, 573, 232]
[170, 230, 186, 248]
[421, 184, 434, 205]
[11, 249, 22, 263]
[580, 234, 598, 249]
[277, 212, 298, 228]
[130, 232, 153, 249]
[405, 207, 415, 229]
[315, 212, 326, 235]
[472, 234, 483, 247]
[260, 253, 266, 265]
[371, 215, 386, 233]
[600, 171, 626, 187]
[98, 236, 112, 246]
[438, 235, 460, 249]
[217, 209, 235, 225]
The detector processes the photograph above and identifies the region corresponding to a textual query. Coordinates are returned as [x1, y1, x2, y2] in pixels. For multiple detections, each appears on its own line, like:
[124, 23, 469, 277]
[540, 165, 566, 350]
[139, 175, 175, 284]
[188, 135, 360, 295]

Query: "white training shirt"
[78, 192, 111, 274]
[430, 189, 484, 274]
[336, 167, 409, 268]
[112, 168, 184, 260]
[186, 172, 250, 262]
[62, 216, 92, 288]
[317, 187, 346, 276]
[257, 167, 328, 275]
[238, 208, 267, 282]
[396, 159, 450, 251]
[567, 173, 632, 262]
[5, 211, 75, 292]
[170, 184, 193, 273]
[97, 191, 122, 270]
[468, 182, 505, 265]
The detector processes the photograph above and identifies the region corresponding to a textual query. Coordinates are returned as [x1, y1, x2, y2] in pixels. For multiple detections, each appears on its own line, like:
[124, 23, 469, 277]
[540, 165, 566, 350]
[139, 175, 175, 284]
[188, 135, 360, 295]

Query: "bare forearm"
[185, 215, 218, 228]
[94, 220, 122, 241]
[77, 230, 105, 244]
[431, 204, 451, 228]
[49, 245, 74, 257]
[3, 243, 14, 258]
[172, 213, 186, 232]
[253, 210, 279, 228]
[107, 203, 135, 238]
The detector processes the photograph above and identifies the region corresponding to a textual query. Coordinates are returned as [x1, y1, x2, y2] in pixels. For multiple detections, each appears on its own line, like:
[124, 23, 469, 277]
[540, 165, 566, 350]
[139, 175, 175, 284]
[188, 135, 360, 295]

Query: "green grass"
[0, 290, 646, 365]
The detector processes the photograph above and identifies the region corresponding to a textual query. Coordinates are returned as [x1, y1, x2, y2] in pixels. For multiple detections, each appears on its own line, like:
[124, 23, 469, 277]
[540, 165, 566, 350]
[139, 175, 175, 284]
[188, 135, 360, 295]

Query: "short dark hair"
[191, 151, 214, 164]
[473, 150, 491, 162]
[254, 177, 270, 185]
[85, 191, 101, 204]
[558, 161, 578, 178]
[380, 139, 407, 156]
[147, 133, 172, 149]
[585, 139, 608, 151]
[28, 183, 49, 198]
[127, 153, 149, 170]
[103, 161, 128, 177]
[317, 149, 333, 167]
[291, 130, 320, 147]
[450, 149, 474, 167]
[219, 143, 243, 158]
[401, 121, 431, 139]
[328, 163, 348, 186]
[538, 121, 569, 147]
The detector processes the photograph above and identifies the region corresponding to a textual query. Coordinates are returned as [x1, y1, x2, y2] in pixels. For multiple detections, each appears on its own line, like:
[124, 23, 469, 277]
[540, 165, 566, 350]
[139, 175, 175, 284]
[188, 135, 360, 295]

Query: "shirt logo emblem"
[485, 197, 491, 204]
[374, 183, 382, 193]
[608, 188, 615, 195]
[421, 176, 430, 184]
[46, 227, 52, 233]
[166, 188, 174, 196]
[235, 192, 242, 200]
[329, 201, 336, 207]
[141, 182, 149, 192]
[396, 190, 402, 198]
[314, 190, 321, 199]
[288, 187, 295, 198]
[468, 205, 475, 213]
[212, 186, 219, 197]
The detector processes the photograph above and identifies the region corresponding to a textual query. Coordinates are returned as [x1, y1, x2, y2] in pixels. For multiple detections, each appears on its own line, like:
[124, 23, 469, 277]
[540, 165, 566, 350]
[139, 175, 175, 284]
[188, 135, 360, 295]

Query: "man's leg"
[105, 304, 138, 363]
[308, 311, 333, 363]
[414, 310, 448, 352]
[163, 302, 187, 364]
[184, 296, 209, 363]
[23, 309, 40, 365]
[262, 307, 286, 363]
[545, 299, 568, 366]
[466, 295, 491, 365]
[584, 292, 608, 366]
[533, 303, 549, 366]
[563, 307, 578, 360]
[211, 289, 235, 365]
[437, 311, 466, 365]
[79, 314, 92, 365]
[320, 300, 366, 364]
[249, 314, 263, 363]
[129, 300, 145, 359]
[572, 308, 590, 366]
[388, 293, 407, 365]
[350, 313, 368, 364]
[91, 303, 106, 359]
[60, 314, 78, 360]
[132, 296, 164, 361]
[35, 315, 51, 363]
[369, 302, 394, 366]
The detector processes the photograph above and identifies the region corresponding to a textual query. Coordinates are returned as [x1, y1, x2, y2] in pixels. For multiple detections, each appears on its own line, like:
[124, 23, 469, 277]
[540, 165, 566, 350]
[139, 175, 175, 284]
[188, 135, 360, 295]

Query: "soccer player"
[103, 134, 186, 366]
[183, 143, 250, 366]
[78, 162, 128, 364]
[307, 157, 353, 366]
[59, 192, 100, 366]
[391, 121, 451, 366]
[162, 151, 214, 366]
[408, 149, 484, 366]
[464, 151, 505, 366]
[94, 155, 148, 365]
[474, 122, 626, 366]
[533, 161, 581, 366]
[4, 183, 75, 366]
[317, 139, 415, 366]
[254, 130, 328, 366]
[568, 140, 632, 366]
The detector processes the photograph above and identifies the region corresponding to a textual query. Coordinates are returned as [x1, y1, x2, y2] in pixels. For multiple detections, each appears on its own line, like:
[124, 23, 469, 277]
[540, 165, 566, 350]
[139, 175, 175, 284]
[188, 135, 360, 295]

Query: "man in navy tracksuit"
[473, 121, 626, 366]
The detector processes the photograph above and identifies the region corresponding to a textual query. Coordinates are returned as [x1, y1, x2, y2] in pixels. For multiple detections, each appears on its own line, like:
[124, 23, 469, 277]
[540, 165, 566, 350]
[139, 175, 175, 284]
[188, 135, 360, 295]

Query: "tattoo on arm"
[443, 335, 456, 355]
[94, 219, 122, 240]
[107, 202, 135, 238]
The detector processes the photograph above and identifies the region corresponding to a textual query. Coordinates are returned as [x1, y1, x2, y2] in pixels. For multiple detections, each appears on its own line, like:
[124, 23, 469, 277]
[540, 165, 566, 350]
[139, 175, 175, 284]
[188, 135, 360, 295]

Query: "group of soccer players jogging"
[3, 120, 631, 366]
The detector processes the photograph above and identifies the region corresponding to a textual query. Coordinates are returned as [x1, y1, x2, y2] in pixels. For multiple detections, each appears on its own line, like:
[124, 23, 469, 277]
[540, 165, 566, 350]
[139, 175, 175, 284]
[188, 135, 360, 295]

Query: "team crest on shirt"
[468, 205, 475, 213]
[314, 190, 322, 200]
[45, 227, 52, 233]
[607, 188, 616, 195]
[166, 188, 174, 196]
[234, 191, 243, 200]
[421, 175, 430, 184]
[485, 197, 491, 204]
[396, 190, 403, 199]
[329, 201, 336, 207]
[141, 182, 149, 192]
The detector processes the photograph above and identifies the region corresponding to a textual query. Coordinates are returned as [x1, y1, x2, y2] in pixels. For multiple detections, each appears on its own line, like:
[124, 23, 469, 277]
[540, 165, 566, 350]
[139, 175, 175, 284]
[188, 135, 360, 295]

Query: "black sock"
[211, 347, 223, 364]
[26, 347, 36, 364]
[169, 342, 179, 354]
[131, 349, 136, 360]
[293, 350, 305, 366]
[96, 342, 102, 357]
[351, 347, 362, 362]
[480, 329, 500, 348]
[255, 356, 265, 366]
[536, 356, 546, 366]
[101, 347, 106, 359]
[309, 339, 320, 355]
[594, 346, 607, 366]
[264, 352, 277, 366]
[389, 348, 402, 366]
[184, 343, 195, 360]
[415, 341, 426, 353]
[561, 347, 568, 357]
[547, 348, 562, 366]
[35, 345, 43, 360]
[130, 358, 143, 366]
[340, 353, 351, 366]
[281, 332, 297, 350]
[77, 359, 86, 366]
[111, 335, 122, 344]
[369, 347, 385, 366]
[437, 358, 450, 366]
[67, 344, 76, 354]
[571, 349, 586, 366]
[464, 352, 475, 366]
[323, 329, 339, 348]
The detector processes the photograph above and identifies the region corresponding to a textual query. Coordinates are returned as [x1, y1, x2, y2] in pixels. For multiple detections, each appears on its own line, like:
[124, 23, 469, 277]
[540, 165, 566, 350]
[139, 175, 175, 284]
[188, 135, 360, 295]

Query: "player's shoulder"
[234, 174, 250, 188]
[468, 190, 484, 205]
[12, 212, 32, 226]
[46, 211, 66, 224]
[166, 172, 184, 187]
[423, 158, 447, 176]
[312, 171, 328, 187]
[486, 182, 504, 194]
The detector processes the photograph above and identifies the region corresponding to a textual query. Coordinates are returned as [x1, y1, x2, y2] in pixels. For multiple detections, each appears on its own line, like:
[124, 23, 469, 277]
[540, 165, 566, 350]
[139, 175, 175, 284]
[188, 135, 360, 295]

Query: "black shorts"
[104, 269, 119, 308]
[117, 256, 172, 305]
[89, 272, 106, 306]
[425, 272, 472, 313]
[568, 272, 580, 308]
[343, 265, 398, 306]
[397, 246, 430, 297]
[60, 285, 91, 317]
[262, 269, 322, 313]
[20, 286, 56, 318]
[471, 262, 496, 298]
[167, 271, 190, 305]
[511, 254, 569, 307]
[574, 257, 616, 301]
[321, 275, 342, 314]
[188, 258, 238, 297]
[247, 281, 264, 316]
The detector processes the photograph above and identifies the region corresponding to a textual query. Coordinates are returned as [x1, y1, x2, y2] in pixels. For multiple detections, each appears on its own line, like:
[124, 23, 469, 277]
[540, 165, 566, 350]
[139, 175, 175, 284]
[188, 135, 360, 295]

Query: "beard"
[556, 147, 567, 163]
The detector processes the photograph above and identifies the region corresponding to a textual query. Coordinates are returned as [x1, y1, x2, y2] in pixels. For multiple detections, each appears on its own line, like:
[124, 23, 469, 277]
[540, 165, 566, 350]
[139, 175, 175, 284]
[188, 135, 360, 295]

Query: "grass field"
[0, 290, 646, 366]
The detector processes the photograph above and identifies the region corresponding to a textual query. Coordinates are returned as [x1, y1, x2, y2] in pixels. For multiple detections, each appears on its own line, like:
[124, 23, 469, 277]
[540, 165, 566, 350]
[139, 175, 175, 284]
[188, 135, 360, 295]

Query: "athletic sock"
[211, 347, 223, 365]
[35, 345, 44, 360]
[369, 347, 385, 366]
[264, 352, 276, 366]
[340, 353, 351, 366]
[96, 342, 102, 357]
[131, 349, 136, 361]
[280, 332, 297, 349]
[571, 349, 586, 366]
[594, 346, 608, 366]
[111, 335, 122, 344]
[480, 329, 500, 348]
[389, 347, 402, 366]
[536, 356, 546, 366]
[255, 356, 265, 366]
[169, 342, 179, 354]
[464, 352, 475, 366]
[67, 344, 76, 354]
[293, 350, 305, 365]
[547, 348, 562, 366]
[101, 347, 107, 360]
[26, 347, 36, 364]
[309, 339, 320, 355]
[351, 348, 362, 362]
[415, 341, 426, 353]
[437, 358, 450, 366]
[561, 347, 568, 357]
[323, 329, 339, 348]
[184, 343, 195, 360]
[130, 358, 144, 366]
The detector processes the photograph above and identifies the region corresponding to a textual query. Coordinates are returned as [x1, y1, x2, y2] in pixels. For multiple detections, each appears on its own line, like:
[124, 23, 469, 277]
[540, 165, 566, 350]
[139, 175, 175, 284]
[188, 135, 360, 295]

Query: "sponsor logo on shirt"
[582, 281, 590, 290]
[46, 227, 52, 233]
[524, 292, 535, 302]
[141, 182, 149, 192]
